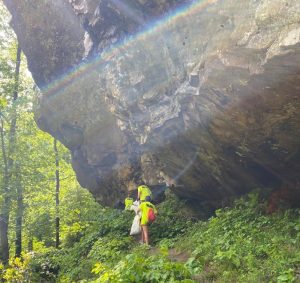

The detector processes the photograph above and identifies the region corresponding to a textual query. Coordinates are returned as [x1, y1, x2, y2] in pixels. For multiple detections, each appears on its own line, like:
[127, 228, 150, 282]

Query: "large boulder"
[3, 0, 300, 206]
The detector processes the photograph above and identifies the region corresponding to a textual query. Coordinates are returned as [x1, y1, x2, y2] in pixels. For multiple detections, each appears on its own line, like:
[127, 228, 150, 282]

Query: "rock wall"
[3, 0, 300, 206]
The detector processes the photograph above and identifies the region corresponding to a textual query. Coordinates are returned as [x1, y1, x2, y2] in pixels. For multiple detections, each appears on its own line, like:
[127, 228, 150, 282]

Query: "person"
[137, 196, 157, 245]
[124, 193, 134, 210]
[137, 182, 152, 202]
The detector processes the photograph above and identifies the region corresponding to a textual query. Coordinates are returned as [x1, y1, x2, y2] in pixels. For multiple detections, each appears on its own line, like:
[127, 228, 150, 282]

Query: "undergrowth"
[1, 191, 299, 282]
[178, 193, 300, 282]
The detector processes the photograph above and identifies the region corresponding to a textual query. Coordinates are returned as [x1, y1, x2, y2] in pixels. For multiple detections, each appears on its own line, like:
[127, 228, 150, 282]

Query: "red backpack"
[147, 205, 156, 222]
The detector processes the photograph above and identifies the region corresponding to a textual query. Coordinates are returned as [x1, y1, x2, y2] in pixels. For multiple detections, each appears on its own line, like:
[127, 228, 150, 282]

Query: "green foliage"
[56, 209, 135, 281]
[151, 190, 194, 246]
[28, 230, 100, 282]
[95, 208, 133, 237]
[91, 246, 194, 283]
[22, 193, 196, 282]
[26, 208, 134, 282]
[59, 185, 102, 248]
[277, 268, 296, 283]
[88, 235, 134, 264]
[0, 255, 32, 282]
[23, 193, 196, 282]
[178, 192, 300, 282]
[28, 250, 60, 282]
[5, 191, 300, 283]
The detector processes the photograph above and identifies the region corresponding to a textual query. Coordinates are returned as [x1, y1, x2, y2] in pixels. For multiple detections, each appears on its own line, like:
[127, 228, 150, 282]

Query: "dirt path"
[148, 247, 207, 282]
[148, 247, 190, 262]
[168, 248, 191, 262]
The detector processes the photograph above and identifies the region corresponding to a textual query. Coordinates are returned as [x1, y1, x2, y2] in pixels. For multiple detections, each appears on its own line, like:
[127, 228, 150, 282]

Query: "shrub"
[150, 191, 195, 244]
[91, 246, 194, 283]
[1, 255, 32, 283]
[178, 192, 300, 282]
[88, 235, 134, 264]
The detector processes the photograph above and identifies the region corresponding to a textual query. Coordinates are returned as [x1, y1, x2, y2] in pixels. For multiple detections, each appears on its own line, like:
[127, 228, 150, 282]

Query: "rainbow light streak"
[43, 0, 218, 98]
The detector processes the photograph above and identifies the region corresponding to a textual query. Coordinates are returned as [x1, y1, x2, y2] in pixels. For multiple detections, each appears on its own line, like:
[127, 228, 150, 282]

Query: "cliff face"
[3, 0, 300, 206]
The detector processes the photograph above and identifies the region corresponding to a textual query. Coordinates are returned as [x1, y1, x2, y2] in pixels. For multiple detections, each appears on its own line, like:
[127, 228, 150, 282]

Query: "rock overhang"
[3, 0, 300, 206]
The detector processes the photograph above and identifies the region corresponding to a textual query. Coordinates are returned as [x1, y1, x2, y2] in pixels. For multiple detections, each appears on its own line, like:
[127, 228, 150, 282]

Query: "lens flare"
[43, 0, 218, 97]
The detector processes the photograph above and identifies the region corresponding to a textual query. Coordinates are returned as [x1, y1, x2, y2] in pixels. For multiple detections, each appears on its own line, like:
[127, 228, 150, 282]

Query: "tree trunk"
[0, 45, 21, 264]
[0, 118, 10, 264]
[27, 238, 33, 252]
[0, 208, 9, 264]
[54, 138, 60, 249]
[15, 165, 23, 258]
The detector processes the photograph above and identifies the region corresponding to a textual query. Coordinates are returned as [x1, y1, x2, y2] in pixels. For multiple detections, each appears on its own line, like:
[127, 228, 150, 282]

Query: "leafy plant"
[1, 255, 32, 282]
[91, 246, 194, 283]
[177, 192, 300, 282]
[150, 190, 195, 244]
[88, 235, 134, 263]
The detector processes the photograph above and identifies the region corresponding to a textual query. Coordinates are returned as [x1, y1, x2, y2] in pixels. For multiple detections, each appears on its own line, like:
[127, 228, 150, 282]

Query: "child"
[137, 196, 157, 245]
[137, 182, 152, 202]
[124, 196, 133, 210]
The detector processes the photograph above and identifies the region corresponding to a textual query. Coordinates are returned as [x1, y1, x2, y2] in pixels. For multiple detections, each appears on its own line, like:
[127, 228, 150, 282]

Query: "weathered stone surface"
[2, 0, 85, 86]
[3, 0, 300, 207]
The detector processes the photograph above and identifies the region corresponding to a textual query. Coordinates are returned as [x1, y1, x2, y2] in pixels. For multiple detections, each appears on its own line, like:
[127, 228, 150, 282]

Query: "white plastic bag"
[130, 214, 141, 235]
[129, 200, 140, 214]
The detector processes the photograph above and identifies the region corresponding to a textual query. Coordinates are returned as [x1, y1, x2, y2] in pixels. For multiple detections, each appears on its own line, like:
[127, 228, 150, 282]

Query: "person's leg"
[141, 225, 149, 245]
[141, 228, 144, 243]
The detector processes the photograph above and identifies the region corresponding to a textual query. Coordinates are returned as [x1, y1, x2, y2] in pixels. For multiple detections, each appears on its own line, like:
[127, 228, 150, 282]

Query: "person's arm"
[137, 205, 142, 218]
[137, 187, 141, 200]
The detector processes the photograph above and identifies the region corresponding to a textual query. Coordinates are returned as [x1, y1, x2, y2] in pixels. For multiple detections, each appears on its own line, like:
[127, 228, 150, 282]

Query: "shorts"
[140, 216, 148, 226]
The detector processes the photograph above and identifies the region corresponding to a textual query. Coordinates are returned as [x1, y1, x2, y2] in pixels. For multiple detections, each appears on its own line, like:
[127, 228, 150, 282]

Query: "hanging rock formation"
[3, 0, 300, 207]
